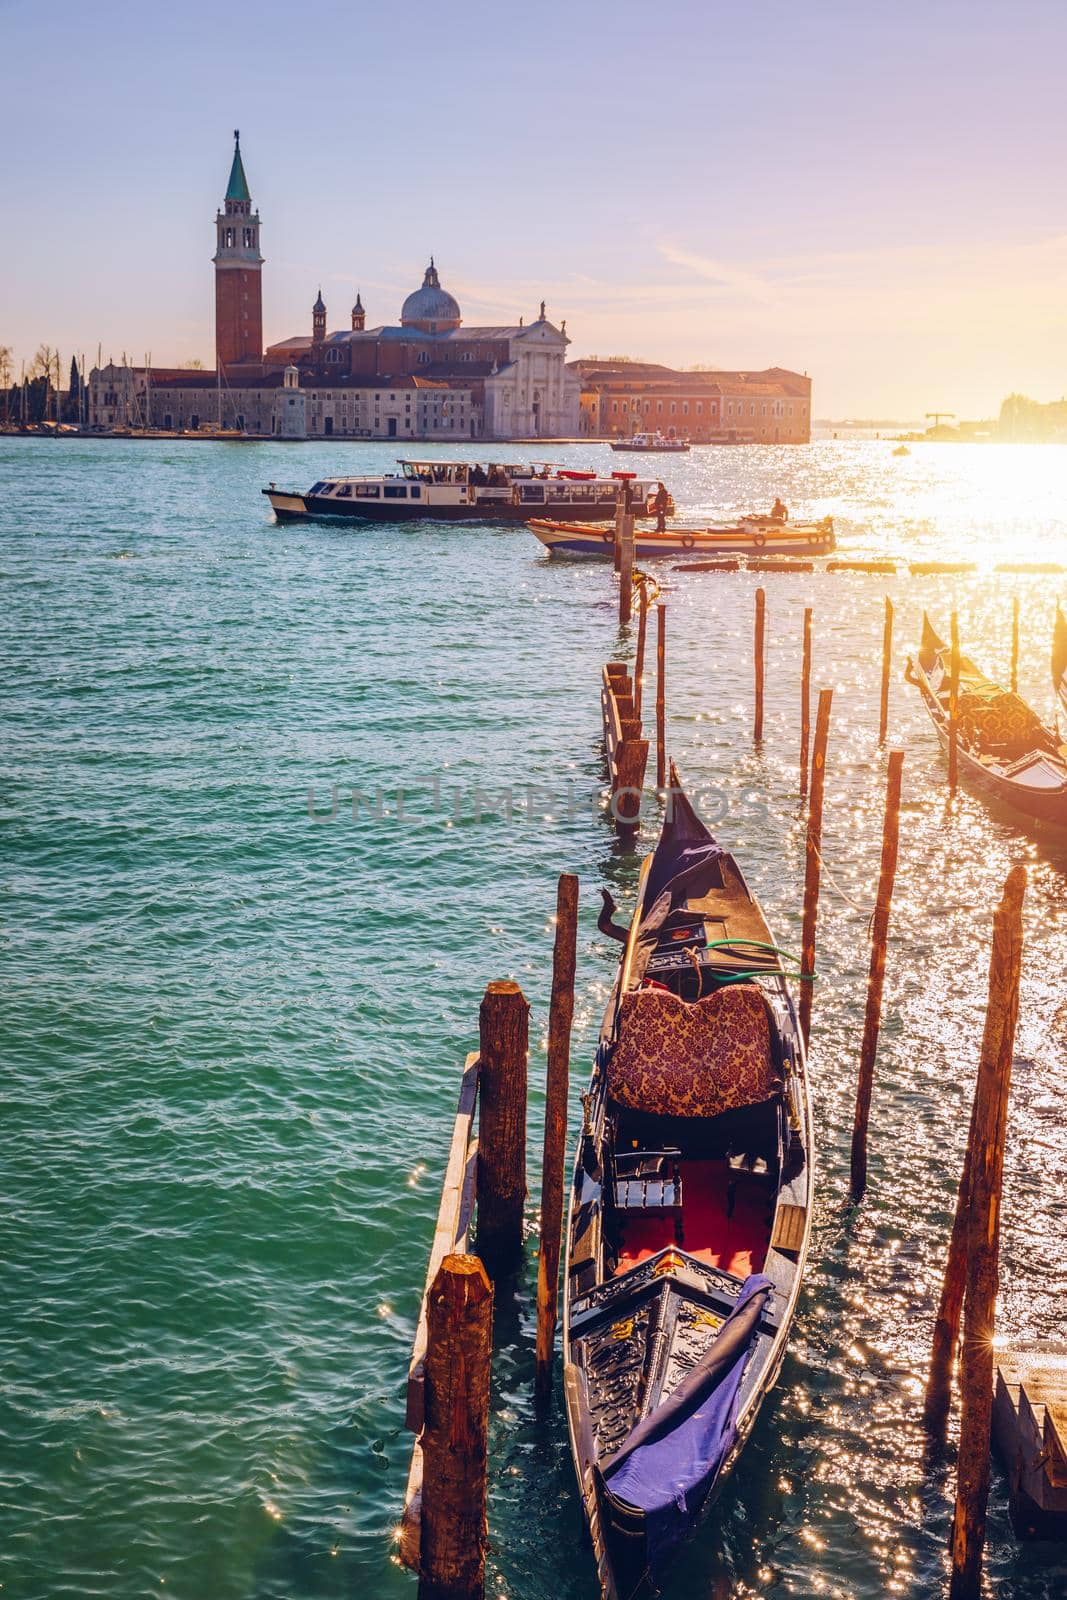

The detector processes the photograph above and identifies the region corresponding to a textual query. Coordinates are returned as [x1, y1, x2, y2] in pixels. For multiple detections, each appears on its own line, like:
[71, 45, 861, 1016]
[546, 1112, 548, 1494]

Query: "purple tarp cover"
[603, 1273, 773, 1577]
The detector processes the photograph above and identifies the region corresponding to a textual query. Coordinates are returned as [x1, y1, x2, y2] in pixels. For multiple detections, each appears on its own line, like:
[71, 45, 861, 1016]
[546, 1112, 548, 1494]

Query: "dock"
[992, 1344, 1067, 1538]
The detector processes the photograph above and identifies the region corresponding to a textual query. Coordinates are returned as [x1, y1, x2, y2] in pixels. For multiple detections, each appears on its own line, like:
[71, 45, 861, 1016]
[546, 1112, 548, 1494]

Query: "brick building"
[573, 361, 812, 444]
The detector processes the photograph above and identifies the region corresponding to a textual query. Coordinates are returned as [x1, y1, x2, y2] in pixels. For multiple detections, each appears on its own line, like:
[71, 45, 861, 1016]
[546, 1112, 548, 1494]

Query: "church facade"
[89, 134, 579, 440]
[264, 262, 579, 439]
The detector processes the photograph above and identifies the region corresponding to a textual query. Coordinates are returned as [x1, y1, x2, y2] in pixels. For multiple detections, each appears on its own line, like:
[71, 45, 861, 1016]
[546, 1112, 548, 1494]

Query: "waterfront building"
[264, 269, 579, 439]
[573, 360, 812, 444]
[85, 134, 806, 444]
[89, 134, 578, 440]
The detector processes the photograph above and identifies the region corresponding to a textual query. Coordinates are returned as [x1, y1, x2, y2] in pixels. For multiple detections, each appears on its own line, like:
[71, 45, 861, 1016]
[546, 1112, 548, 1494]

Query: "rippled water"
[2, 437, 1065, 1600]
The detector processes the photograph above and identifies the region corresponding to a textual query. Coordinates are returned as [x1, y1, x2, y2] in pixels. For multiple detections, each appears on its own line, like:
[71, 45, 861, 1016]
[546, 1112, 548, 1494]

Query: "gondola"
[907, 614, 1067, 828]
[562, 767, 814, 1599]
[1053, 601, 1067, 720]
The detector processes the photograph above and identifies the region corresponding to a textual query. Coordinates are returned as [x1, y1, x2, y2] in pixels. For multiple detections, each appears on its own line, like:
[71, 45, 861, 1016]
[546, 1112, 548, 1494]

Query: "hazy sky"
[3, 0, 1066, 417]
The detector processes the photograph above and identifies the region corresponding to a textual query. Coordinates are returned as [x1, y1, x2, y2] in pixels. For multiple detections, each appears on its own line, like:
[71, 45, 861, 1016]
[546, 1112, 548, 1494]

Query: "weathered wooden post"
[924, 865, 1026, 1437]
[800, 606, 813, 800]
[754, 587, 766, 743]
[613, 738, 649, 833]
[475, 980, 529, 1278]
[949, 864, 1026, 1600]
[878, 596, 894, 746]
[1010, 595, 1019, 693]
[798, 688, 832, 1050]
[418, 1253, 493, 1600]
[619, 511, 634, 626]
[634, 581, 649, 722]
[923, 1093, 979, 1436]
[949, 611, 960, 796]
[849, 749, 904, 1199]
[655, 602, 666, 789]
[535, 874, 579, 1405]
[613, 488, 625, 574]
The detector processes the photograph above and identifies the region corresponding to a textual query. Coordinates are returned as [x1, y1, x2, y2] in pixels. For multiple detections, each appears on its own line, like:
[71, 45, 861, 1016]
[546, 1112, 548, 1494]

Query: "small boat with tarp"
[1053, 601, 1067, 719]
[529, 514, 834, 561]
[562, 767, 814, 1598]
[907, 613, 1067, 827]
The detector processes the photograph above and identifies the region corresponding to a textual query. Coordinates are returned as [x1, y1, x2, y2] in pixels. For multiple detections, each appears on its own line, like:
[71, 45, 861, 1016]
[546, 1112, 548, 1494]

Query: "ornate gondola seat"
[608, 984, 781, 1121]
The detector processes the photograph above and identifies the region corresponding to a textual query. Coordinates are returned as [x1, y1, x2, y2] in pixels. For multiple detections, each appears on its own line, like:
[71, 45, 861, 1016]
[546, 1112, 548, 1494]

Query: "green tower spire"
[225, 129, 251, 204]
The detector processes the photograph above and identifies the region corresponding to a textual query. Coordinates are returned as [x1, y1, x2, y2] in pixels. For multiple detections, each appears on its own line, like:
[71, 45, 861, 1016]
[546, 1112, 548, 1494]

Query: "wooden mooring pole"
[655, 602, 666, 789]
[948, 611, 960, 796]
[634, 582, 649, 722]
[754, 587, 766, 743]
[1010, 595, 1019, 694]
[949, 864, 1026, 1600]
[535, 874, 579, 1405]
[849, 749, 904, 1200]
[924, 865, 1026, 1440]
[798, 688, 832, 1050]
[878, 596, 894, 746]
[618, 508, 634, 626]
[417, 1253, 493, 1600]
[800, 606, 813, 800]
[475, 980, 529, 1279]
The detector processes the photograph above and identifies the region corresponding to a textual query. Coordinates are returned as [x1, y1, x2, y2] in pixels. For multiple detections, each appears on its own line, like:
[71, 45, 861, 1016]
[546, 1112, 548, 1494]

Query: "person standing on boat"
[653, 481, 669, 532]
[771, 496, 788, 522]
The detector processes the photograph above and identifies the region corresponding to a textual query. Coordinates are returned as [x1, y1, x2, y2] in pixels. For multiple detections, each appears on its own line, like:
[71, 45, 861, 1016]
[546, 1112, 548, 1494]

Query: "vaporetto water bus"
[262, 461, 675, 523]
[527, 515, 836, 560]
[610, 432, 691, 453]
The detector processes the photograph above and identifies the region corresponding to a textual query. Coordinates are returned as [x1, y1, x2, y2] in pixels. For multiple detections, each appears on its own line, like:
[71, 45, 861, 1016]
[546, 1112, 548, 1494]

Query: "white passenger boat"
[262, 461, 675, 523]
[528, 514, 835, 560]
[611, 433, 691, 453]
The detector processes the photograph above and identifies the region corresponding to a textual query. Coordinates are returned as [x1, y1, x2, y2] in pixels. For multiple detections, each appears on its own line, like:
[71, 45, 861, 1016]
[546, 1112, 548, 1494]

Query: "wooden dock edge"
[398, 1051, 481, 1572]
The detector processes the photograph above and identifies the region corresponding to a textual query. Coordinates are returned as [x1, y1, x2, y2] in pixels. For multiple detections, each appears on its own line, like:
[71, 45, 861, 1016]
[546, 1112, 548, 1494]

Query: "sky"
[2, 0, 1067, 418]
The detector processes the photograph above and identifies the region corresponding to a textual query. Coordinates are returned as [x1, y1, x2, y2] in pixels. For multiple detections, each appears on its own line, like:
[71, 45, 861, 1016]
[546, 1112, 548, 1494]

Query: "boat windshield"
[398, 460, 467, 484]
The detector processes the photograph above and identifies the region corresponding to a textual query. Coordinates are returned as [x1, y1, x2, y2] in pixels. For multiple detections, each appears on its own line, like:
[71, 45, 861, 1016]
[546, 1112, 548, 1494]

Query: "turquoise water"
[2, 437, 1066, 1600]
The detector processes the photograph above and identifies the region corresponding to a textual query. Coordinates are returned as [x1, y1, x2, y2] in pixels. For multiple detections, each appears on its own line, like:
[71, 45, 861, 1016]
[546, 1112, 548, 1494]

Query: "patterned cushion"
[608, 985, 780, 1119]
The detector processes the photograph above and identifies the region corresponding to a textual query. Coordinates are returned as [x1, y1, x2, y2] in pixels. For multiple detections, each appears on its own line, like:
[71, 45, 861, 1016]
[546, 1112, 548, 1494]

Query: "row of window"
[607, 397, 803, 418]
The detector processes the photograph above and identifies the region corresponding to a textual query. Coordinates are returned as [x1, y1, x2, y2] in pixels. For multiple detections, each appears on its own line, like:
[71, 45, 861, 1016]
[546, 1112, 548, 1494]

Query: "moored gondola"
[907, 613, 1067, 828]
[1053, 601, 1067, 719]
[562, 768, 814, 1598]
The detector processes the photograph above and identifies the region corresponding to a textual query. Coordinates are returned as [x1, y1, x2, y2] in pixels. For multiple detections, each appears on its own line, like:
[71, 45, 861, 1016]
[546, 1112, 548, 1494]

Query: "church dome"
[400, 259, 461, 330]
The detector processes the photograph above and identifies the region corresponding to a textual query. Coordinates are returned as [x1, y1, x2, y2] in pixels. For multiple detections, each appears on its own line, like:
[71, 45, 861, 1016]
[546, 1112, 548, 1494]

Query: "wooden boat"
[563, 769, 814, 1598]
[1054, 602, 1067, 719]
[907, 614, 1067, 827]
[529, 515, 834, 561]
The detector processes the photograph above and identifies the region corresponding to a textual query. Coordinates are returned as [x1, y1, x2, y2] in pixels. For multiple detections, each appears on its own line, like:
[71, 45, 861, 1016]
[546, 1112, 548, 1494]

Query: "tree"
[180, 358, 205, 369]
[65, 356, 81, 423]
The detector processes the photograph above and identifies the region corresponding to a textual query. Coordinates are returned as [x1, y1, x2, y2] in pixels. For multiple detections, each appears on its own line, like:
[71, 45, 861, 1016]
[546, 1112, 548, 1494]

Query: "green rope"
[703, 934, 796, 953]
[710, 968, 816, 985]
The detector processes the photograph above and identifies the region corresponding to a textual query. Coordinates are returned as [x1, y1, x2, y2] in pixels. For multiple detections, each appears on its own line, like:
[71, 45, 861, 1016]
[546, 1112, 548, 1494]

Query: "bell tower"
[213, 130, 264, 371]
